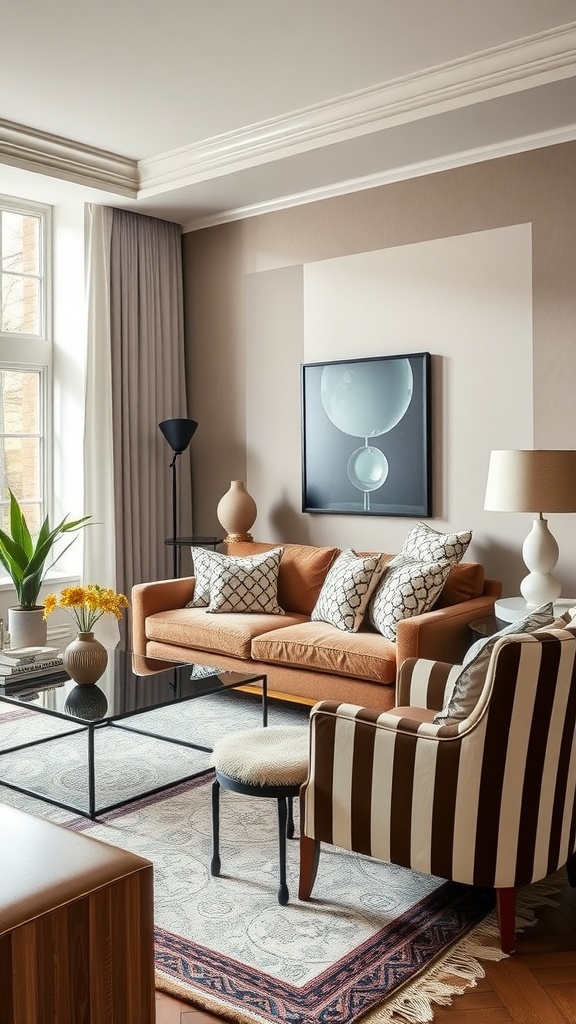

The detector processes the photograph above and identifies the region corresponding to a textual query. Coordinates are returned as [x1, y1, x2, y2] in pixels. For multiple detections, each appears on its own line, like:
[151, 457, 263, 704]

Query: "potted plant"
[0, 490, 92, 648]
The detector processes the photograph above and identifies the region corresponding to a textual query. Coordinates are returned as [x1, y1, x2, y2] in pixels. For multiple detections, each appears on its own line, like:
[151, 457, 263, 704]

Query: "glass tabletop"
[0, 649, 265, 724]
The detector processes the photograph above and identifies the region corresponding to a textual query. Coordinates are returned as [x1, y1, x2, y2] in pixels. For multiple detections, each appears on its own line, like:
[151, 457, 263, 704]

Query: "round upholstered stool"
[210, 725, 309, 905]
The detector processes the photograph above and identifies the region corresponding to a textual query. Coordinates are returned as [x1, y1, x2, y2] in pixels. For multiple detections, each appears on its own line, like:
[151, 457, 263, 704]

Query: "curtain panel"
[85, 205, 191, 645]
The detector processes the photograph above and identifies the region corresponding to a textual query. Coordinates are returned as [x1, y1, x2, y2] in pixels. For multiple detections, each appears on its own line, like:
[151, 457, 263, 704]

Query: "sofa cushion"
[251, 620, 397, 684]
[400, 522, 472, 565]
[433, 602, 555, 725]
[225, 541, 339, 615]
[434, 562, 485, 608]
[145, 607, 307, 660]
[206, 549, 284, 614]
[368, 557, 452, 640]
[189, 547, 283, 609]
[311, 549, 384, 632]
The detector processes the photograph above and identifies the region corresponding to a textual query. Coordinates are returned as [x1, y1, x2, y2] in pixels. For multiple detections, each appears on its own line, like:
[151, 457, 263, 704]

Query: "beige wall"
[182, 142, 576, 598]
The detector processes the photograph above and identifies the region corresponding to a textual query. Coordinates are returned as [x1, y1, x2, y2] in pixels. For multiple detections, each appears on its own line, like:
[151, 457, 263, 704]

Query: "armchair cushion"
[433, 601, 555, 724]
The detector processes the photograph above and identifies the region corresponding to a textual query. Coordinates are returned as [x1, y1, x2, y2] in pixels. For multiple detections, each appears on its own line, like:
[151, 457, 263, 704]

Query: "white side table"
[494, 596, 576, 624]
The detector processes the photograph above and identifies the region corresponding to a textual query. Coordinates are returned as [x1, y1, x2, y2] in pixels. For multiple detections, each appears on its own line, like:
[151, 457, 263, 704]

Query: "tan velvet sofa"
[131, 541, 501, 713]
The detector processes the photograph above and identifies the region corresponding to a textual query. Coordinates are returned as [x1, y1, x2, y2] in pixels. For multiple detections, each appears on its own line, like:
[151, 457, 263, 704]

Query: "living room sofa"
[132, 540, 501, 712]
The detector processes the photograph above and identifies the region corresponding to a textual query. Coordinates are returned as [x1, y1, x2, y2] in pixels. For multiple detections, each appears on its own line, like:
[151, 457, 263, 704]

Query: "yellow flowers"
[43, 585, 129, 633]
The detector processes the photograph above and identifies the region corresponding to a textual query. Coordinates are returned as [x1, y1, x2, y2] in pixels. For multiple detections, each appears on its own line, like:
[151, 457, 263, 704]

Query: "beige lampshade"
[484, 450, 576, 513]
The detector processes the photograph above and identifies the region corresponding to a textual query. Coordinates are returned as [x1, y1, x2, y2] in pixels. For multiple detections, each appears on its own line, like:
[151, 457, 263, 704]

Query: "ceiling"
[2, 0, 576, 231]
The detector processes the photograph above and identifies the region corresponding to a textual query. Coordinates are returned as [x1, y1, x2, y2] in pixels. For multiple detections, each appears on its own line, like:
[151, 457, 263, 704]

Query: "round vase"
[217, 480, 257, 542]
[8, 606, 48, 649]
[63, 632, 108, 685]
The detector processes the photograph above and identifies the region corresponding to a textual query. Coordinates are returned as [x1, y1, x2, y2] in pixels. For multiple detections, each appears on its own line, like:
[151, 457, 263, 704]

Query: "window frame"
[0, 195, 52, 529]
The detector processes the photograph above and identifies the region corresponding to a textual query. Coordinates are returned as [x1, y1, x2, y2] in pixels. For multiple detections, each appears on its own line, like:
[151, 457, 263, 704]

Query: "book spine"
[0, 658, 64, 677]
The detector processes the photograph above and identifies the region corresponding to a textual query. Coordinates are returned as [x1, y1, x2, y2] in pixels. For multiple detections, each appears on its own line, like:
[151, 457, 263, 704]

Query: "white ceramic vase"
[8, 606, 48, 649]
[217, 481, 257, 542]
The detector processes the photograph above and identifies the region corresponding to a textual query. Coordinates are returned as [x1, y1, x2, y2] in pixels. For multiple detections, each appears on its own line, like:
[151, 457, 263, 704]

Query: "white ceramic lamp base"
[520, 516, 562, 608]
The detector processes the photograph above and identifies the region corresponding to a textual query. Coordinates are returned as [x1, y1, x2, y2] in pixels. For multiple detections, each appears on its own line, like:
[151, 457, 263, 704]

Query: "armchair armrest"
[302, 700, 447, 857]
[396, 658, 461, 710]
[131, 577, 195, 656]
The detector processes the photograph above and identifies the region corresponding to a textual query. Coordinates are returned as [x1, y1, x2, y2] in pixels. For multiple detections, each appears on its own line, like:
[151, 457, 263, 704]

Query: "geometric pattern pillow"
[206, 548, 284, 614]
[188, 548, 228, 607]
[188, 547, 283, 609]
[311, 549, 383, 633]
[400, 522, 472, 566]
[433, 602, 555, 725]
[368, 556, 452, 640]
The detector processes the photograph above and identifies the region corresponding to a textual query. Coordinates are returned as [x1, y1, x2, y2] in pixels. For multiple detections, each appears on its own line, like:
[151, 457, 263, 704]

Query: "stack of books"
[0, 646, 66, 688]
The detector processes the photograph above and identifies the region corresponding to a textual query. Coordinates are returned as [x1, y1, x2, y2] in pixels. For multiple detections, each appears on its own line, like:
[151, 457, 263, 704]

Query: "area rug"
[0, 689, 560, 1024]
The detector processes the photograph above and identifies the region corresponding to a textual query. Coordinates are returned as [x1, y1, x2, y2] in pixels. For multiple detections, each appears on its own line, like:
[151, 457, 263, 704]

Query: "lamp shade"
[159, 418, 198, 454]
[484, 450, 576, 513]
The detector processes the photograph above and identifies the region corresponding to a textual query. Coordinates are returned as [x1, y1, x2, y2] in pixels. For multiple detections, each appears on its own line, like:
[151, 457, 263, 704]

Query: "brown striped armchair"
[298, 627, 576, 953]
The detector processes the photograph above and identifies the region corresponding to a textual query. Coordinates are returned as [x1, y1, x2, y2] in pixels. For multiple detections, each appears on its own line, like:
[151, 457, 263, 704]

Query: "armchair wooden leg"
[298, 835, 320, 900]
[496, 887, 516, 954]
[566, 850, 576, 887]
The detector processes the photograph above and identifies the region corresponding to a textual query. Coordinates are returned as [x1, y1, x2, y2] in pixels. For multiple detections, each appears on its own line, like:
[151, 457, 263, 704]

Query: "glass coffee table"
[0, 650, 267, 819]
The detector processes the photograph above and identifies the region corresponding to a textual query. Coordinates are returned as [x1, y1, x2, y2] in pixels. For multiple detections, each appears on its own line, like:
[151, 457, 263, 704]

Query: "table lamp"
[484, 449, 576, 608]
[159, 418, 198, 576]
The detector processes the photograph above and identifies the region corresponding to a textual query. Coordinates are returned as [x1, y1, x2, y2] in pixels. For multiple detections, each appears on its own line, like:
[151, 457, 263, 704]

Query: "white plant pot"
[8, 606, 48, 649]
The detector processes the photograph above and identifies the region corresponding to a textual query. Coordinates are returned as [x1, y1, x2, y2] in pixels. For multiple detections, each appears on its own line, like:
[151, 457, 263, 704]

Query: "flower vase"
[217, 480, 257, 542]
[63, 632, 108, 685]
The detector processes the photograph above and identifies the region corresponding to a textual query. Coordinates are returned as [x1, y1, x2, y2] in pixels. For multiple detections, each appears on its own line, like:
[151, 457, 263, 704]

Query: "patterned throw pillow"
[206, 548, 284, 614]
[368, 556, 452, 640]
[188, 547, 283, 609]
[311, 549, 384, 632]
[400, 522, 472, 565]
[433, 602, 555, 725]
[188, 548, 227, 607]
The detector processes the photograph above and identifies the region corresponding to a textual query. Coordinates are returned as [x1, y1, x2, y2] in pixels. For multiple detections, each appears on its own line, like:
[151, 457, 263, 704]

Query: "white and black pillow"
[433, 602, 555, 725]
[189, 547, 283, 609]
[206, 548, 284, 614]
[400, 522, 472, 566]
[311, 549, 383, 632]
[188, 548, 227, 607]
[368, 556, 452, 640]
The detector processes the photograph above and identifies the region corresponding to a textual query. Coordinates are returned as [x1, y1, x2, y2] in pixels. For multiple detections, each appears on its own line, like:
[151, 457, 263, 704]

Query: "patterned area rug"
[0, 688, 559, 1024]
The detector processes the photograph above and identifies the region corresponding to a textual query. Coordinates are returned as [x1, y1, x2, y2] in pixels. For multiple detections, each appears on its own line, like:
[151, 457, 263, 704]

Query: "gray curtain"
[109, 209, 192, 644]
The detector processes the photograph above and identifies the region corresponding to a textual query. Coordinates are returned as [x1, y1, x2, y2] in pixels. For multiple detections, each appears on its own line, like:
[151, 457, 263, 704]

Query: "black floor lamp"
[159, 418, 198, 576]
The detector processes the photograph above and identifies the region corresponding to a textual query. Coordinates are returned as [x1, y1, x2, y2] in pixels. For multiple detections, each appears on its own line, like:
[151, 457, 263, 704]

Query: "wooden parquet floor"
[155, 870, 576, 1024]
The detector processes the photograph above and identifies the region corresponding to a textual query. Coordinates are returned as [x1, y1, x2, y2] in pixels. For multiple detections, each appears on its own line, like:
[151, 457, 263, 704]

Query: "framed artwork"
[301, 352, 432, 516]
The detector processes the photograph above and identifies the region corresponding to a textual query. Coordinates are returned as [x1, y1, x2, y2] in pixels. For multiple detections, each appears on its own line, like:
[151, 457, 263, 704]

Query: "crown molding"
[139, 22, 576, 197]
[0, 118, 138, 196]
[182, 124, 576, 232]
[1, 23, 575, 206]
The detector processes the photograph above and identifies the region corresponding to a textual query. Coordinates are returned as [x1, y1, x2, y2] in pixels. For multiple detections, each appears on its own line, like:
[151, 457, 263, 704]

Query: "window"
[0, 197, 50, 533]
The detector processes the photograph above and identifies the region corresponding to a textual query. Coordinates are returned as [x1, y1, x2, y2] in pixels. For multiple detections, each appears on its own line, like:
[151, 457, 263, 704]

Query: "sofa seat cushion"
[251, 620, 397, 684]
[225, 541, 339, 615]
[145, 607, 308, 660]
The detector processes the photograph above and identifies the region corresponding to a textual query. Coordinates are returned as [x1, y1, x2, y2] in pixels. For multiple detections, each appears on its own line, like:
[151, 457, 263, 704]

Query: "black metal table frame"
[0, 672, 268, 820]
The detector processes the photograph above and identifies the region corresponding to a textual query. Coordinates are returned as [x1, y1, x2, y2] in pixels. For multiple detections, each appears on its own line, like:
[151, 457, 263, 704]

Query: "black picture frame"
[301, 352, 432, 516]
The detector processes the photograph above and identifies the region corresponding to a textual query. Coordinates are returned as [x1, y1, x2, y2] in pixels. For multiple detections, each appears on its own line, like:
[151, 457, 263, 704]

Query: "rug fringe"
[362, 878, 561, 1023]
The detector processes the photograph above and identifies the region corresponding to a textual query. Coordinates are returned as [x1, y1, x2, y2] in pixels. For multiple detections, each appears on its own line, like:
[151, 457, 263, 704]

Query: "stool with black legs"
[210, 726, 309, 905]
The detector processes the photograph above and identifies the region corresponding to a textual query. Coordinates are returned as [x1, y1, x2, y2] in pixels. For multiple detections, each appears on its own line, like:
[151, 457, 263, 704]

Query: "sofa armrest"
[131, 577, 195, 656]
[395, 590, 499, 670]
[396, 657, 462, 710]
